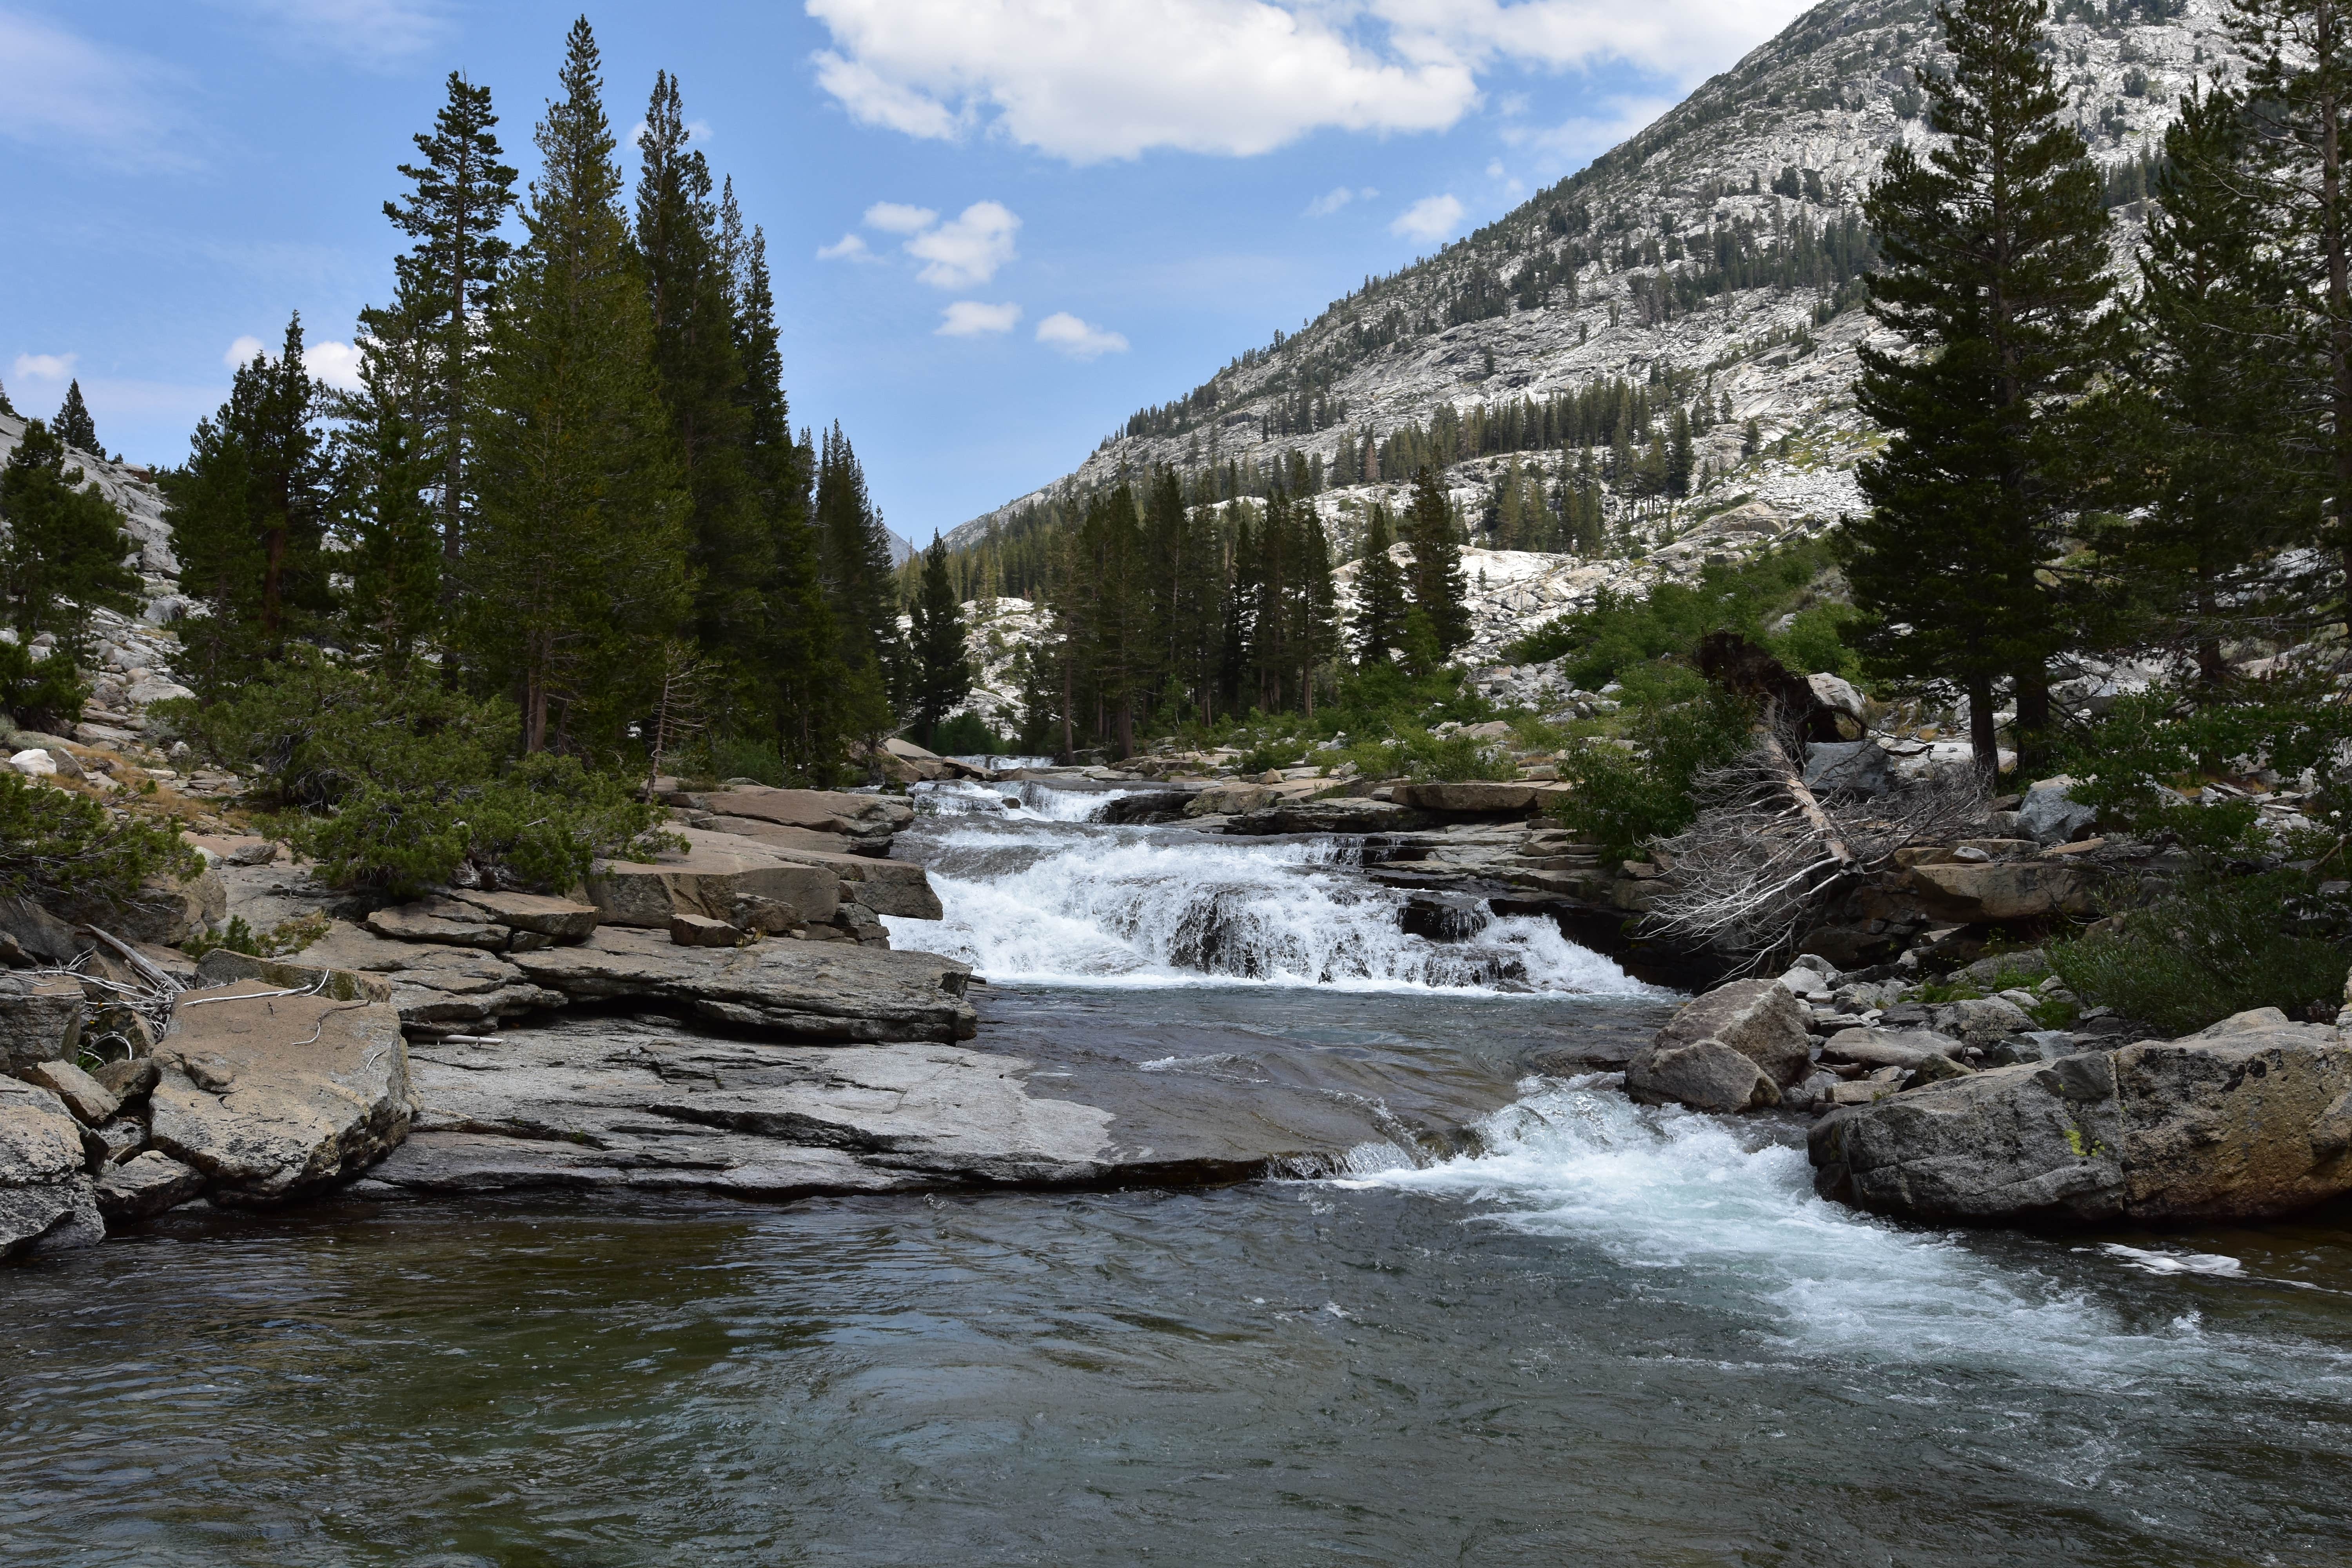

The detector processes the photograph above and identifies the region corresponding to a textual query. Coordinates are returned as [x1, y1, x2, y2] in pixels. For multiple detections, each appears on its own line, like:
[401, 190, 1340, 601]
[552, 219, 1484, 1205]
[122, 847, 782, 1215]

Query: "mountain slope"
[946, 0, 2219, 591]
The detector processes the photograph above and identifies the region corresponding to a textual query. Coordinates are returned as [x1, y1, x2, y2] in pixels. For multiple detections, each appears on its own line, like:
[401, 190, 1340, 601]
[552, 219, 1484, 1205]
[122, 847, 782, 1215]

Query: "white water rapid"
[885, 780, 1657, 995]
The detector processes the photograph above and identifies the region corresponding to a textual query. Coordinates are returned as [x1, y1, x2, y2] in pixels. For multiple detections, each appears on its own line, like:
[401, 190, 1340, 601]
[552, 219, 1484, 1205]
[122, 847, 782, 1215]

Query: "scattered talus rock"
[1624, 978, 1811, 1112]
[0, 1077, 104, 1256]
[370, 1012, 1485, 1199]
[147, 977, 412, 1204]
[1811, 1009, 2352, 1223]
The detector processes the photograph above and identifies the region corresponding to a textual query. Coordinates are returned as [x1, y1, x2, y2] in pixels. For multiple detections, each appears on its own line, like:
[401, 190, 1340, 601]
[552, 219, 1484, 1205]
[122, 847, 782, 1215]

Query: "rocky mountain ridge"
[945, 0, 2229, 649]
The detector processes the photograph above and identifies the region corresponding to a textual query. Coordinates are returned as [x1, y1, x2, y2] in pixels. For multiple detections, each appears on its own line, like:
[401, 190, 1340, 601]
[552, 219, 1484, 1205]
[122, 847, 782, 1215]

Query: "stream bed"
[6, 793, 2352, 1565]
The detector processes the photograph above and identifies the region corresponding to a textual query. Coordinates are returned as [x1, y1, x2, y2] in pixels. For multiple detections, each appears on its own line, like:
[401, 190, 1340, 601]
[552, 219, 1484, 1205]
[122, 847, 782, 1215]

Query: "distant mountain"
[946, 0, 2212, 572]
[887, 528, 917, 567]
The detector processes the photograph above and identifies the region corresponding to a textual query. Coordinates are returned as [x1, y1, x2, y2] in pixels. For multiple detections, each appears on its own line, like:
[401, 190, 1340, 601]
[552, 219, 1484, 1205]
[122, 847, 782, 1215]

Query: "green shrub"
[700, 735, 789, 787]
[0, 772, 201, 906]
[2049, 873, 2350, 1035]
[1545, 688, 1753, 862]
[0, 641, 91, 733]
[1506, 539, 1836, 686]
[158, 647, 514, 808]
[294, 752, 679, 898]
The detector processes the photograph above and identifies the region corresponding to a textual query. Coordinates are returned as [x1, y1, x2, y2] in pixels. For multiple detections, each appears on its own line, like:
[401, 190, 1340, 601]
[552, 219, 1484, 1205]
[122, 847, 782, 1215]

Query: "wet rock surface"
[1810, 1009, 2352, 1223]
[369, 1005, 1506, 1200]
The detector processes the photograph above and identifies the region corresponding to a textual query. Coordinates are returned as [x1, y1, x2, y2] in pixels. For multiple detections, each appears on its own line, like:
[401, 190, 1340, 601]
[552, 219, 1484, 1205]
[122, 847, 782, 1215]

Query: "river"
[6, 788, 2352, 1565]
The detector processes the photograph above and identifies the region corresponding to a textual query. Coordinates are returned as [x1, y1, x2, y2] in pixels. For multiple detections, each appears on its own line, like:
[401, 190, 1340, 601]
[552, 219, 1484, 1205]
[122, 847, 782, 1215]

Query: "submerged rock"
[1811, 1009, 2352, 1223]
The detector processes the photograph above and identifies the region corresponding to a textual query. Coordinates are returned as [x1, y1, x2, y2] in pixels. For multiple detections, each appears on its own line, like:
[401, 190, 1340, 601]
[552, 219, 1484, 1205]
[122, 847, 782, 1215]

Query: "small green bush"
[1506, 538, 1836, 686]
[183, 911, 330, 960]
[294, 752, 679, 898]
[159, 647, 513, 808]
[1545, 688, 1753, 863]
[0, 641, 91, 733]
[2049, 873, 2350, 1036]
[931, 712, 1007, 756]
[0, 772, 200, 906]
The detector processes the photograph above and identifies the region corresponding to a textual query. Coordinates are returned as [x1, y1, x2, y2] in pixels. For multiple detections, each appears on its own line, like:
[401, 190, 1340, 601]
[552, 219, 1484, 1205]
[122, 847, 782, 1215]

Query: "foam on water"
[1336, 1075, 2348, 1384]
[887, 815, 1654, 995]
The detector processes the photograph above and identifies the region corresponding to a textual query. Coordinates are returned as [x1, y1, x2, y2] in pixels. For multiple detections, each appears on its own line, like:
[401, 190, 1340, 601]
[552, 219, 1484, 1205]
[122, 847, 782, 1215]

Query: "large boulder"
[148, 978, 412, 1203]
[1905, 860, 2093, 922]
[2018, 776, 2098, 846]
[1393, 782, 1539, 814]
[0, 1078, 104, 1256]
[1621, 978, 1811, 1113]
[584, 828, 841, 930]
[1804, 740, 1891, 797]
[1650, 978, 1812, 1084]
[677, 787, 910, 849]
[1811, 1009, 2352, 1223]
[0, 894, 81, 965]
[0, 974, 84, 1070]
[1625, 1040, 1780, 1112]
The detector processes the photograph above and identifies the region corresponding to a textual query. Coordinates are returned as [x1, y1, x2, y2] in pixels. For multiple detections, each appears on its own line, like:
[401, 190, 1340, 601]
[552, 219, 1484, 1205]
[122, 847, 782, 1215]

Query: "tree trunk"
[1967, 673, 1999, 790]
[2012, 667, 2053, 780]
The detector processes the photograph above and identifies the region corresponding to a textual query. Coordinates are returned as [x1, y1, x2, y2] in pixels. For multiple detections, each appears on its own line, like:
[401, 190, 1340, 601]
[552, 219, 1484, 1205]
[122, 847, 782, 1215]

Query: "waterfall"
[888, 790, 1657, 995]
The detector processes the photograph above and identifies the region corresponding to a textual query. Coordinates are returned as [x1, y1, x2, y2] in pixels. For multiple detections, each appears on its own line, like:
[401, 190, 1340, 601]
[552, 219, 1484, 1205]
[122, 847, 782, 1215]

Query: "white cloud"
[864, 201, 938, 234]
[303, 339, 366, 390]
[0, 11, 200, 171]
[1391, 194, 1465, 243]
[207, 0, 450, 71]
[817, 231, 874, 261]
[224, 335, 267, 368]
[906, 201, 1020, 289]
[1036, 312, 1128, 359]
[11, 352, 76, 384]
[937, 301, 1022, 337]
[804, 0, 1802, 163]
[1305, 185, 1379, 218]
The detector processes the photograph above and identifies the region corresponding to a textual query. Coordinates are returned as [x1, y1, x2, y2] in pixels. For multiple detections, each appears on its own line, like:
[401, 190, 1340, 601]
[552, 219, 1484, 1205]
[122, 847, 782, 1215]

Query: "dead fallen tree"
[1642, 708, 1986, 966]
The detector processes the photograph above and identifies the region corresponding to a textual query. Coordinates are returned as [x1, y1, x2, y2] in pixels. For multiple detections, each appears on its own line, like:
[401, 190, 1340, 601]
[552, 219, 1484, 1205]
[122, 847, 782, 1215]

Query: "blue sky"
[0, 0, 1806, 539]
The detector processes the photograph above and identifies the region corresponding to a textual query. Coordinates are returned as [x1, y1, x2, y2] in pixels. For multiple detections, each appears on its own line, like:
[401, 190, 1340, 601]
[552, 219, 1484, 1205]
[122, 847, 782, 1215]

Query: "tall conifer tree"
[464, 17, 689, 752]
[380, 71, 517, 590]
[0, 419, 141, 649]
[1844, 0, 2112, 778]
[53, 381, 97, 454]
[813, 423, 899, 750]
[635, 74, 766, 678]
[1404, 465, 1470, 656]
[1352, 503, 1409, 665]
[330, 296, 443, 668]
[907, 536, 972, 749]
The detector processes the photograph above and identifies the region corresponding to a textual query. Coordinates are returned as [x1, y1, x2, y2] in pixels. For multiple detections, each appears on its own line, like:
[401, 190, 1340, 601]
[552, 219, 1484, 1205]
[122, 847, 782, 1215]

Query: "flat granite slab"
[363, 1011, 1467, 1200]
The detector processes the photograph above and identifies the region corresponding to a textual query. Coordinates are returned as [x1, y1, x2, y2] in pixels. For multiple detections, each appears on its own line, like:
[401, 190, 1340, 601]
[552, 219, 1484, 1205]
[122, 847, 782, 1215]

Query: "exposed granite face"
[1811, 1009, 2352, 1223]
[367, 1010, 1493, 1200]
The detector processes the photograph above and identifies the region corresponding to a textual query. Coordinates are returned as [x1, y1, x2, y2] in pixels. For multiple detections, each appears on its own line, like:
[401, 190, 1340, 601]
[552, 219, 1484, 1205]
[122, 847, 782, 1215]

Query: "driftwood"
[1644, 709, 1984, 965]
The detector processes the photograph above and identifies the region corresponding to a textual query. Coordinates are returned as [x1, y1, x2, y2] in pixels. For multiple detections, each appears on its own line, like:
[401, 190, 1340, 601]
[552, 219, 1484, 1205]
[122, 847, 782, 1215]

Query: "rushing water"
[7, 788, 2352, 1565]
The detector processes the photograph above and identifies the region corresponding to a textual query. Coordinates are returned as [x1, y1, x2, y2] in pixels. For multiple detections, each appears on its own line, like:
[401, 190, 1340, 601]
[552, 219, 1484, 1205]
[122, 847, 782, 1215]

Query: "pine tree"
[463, 17, 690, 753]
[380, 71, 517, 593]
[635, 74, 765, 681]
[52, 381, 97, 454]
[1351, 503, 1409, 664]
[907, 537, 972, 749]
[2228, 0, 2352, 597]
[1294, 503, 1339, 716]
[1844, 0, 2113, 779]
[2114, 82, 2310, 699]
[0, 376, 17, 417]
[165, 318, 333, 697]
[1404, 465, 1471, 656]
[1074, 485, 1147, 754]
[330, 296, 443, 668]
[813, 423, 900, 749]
[0, 419, 142, 650]
[732, 216, 843, 777]
[1139, 463, 1220, 722]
